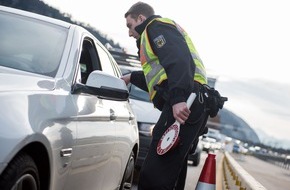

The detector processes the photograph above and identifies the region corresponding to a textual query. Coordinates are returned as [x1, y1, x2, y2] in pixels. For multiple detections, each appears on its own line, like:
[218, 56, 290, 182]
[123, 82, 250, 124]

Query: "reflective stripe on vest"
[140, 18, 207, 100]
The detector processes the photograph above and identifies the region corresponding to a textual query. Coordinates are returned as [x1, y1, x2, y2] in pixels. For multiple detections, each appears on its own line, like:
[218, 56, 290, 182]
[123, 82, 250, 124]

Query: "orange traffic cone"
[195, 153, 216, 190]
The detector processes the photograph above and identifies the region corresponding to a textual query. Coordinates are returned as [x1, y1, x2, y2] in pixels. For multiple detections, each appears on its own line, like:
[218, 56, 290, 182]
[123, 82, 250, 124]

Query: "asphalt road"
[132, 151, 290, 190]
[231, 153, 290, 190]
[132, 151, 221, 189]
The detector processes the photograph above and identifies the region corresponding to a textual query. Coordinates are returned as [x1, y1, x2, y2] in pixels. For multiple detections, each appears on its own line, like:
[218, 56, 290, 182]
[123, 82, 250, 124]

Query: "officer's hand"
[121, 74, 131, 85]
[172, 102, 191, 124]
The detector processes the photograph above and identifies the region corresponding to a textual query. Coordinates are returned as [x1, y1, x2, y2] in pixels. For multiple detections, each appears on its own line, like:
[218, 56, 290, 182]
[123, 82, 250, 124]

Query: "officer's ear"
[138, 14, 147, 22]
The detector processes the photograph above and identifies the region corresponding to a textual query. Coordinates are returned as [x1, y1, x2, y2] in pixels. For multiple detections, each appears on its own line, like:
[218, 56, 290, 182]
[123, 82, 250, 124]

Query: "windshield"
[129, 84, 150, 102]
[0, 11, 68, 77]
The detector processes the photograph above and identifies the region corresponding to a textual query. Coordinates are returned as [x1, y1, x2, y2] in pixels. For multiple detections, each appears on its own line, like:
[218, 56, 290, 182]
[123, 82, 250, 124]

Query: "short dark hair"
[124, 1, 155, 19]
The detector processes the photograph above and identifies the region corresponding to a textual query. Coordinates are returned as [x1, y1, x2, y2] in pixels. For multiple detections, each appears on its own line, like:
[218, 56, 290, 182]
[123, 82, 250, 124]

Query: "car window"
[78, 38, 123, 84]
[119, 66, 149, 101]
[0, 11, 67, 77]
[129, 84, 150, 102]
[95, 43, 122, 77]
[79, 38, 101, 84]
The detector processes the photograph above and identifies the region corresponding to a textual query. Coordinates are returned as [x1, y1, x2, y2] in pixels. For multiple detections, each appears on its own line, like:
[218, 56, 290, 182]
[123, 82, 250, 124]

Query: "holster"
[202, 84, 228, 118]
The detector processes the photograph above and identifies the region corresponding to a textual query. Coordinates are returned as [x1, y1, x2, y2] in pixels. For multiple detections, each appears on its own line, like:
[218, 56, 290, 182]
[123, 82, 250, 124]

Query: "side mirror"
[86, 70, 127, 89]
[72, 70, 129, 101]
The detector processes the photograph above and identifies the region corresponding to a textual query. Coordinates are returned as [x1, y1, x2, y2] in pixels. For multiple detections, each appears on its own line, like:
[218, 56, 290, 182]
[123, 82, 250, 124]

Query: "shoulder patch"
[153, 35, 166, 48]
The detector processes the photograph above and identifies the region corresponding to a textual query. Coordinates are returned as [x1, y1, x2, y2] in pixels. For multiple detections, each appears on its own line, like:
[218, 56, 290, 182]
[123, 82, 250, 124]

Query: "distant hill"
[0, 0, 122, 49]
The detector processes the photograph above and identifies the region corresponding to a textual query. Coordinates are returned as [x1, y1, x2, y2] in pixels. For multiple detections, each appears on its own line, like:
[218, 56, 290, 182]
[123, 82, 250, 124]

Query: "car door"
[95, 42, 137, 187]
[64, 37, 118, 190]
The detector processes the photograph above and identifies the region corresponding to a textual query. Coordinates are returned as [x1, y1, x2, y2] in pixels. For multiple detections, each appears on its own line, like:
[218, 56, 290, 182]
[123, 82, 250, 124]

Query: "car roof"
[0, 5, 72, 29]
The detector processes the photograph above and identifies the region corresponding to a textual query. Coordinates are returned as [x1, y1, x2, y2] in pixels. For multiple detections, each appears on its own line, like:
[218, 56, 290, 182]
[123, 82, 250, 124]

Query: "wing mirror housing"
[72, 70, 129, 101]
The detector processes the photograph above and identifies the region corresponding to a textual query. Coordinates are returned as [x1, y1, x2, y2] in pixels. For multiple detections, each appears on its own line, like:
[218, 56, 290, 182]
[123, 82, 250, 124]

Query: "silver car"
[0, 5, 139, 190]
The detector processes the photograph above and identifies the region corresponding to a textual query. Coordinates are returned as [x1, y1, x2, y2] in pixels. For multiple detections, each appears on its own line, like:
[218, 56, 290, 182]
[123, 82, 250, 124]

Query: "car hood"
[129, 98, 161, 123]
[0, 71, 56, 91]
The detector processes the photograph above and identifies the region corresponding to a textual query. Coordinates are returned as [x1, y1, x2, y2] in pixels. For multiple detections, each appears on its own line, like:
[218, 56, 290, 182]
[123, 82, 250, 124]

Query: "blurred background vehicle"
[200, 136, 217, 153]
[206, 128, 222, 142]
[188, 140, 203, 166]
[0, 6, 139, 190]
[233, 143, 241, 153]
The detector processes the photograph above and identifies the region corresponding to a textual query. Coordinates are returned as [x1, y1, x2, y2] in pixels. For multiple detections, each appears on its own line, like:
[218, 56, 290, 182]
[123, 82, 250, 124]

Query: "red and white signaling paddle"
[157, 92, 196, 155]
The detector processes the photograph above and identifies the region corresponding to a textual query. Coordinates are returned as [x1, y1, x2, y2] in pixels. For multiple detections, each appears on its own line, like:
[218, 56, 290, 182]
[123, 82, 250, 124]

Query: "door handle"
[129, 112, 134, 121]
[110, 108, 116, 120]
[60, 148, 72, 157]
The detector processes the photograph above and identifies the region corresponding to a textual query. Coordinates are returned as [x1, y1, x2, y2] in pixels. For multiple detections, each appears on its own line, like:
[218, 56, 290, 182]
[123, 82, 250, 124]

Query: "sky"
[42, 0, 290, 148]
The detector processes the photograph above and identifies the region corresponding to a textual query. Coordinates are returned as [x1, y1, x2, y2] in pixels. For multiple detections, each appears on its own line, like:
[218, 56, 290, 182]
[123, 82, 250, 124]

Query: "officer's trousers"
[138, 91, 208, 190]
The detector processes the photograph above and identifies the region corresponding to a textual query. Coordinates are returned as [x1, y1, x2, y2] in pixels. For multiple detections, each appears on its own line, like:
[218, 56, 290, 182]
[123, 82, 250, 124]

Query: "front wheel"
[119, 151, 135, 190]
[0, 153, 40, 190]
[192, 153, 201, 166]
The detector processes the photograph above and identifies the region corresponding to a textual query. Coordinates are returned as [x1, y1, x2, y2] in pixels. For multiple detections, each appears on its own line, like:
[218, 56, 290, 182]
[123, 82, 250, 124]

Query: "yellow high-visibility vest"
[140, 17, 207, 100]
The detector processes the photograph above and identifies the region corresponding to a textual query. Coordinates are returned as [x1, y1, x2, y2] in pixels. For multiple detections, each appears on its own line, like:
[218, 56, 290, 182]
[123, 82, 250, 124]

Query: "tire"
[119, 151, 135, 190]
[0, 153, 40, 190]
[192, 152, 201, 166]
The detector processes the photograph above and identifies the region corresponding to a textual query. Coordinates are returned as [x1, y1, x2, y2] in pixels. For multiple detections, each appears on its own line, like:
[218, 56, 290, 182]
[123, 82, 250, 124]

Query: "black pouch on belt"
[203, 84, 228, 118]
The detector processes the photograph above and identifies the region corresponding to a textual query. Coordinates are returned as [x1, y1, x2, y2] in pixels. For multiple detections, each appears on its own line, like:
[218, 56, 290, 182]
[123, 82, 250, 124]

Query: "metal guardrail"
[252, 152, 290, 169]
[222, 152, 267, 190]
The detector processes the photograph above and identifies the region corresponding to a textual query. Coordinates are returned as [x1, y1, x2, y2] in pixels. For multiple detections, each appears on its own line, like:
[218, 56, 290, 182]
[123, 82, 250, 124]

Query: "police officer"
[122, 2, 209, 189]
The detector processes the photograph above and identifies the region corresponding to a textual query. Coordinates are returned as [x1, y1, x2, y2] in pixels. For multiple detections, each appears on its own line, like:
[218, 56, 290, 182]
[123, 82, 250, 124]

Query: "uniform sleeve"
[147, 22, 196, 106]
[130, 70, 148, 92]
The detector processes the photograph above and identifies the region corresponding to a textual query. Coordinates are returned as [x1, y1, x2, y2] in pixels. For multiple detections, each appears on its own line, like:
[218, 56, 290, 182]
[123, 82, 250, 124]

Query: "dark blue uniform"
[130, 15, 209, 190]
